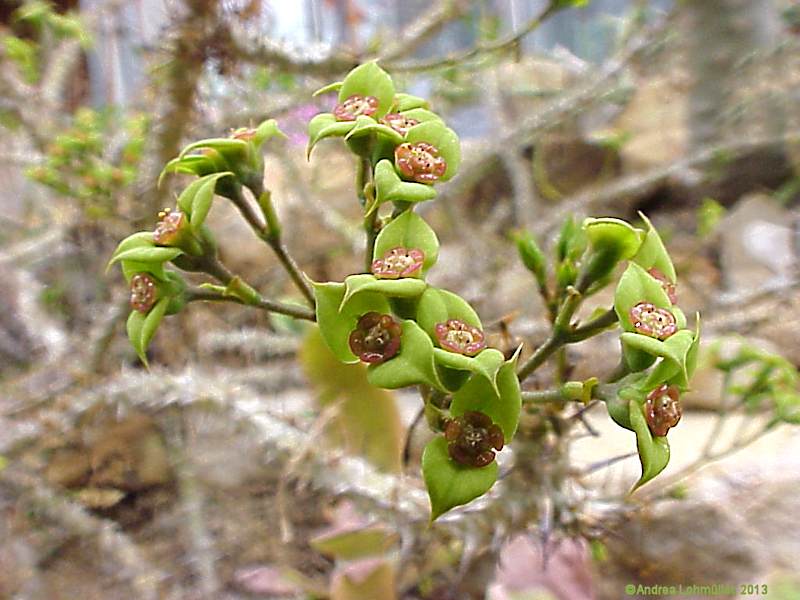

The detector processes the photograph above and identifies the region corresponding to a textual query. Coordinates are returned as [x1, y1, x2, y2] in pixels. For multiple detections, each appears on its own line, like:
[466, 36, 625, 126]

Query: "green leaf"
[373, 210, 440, 275]
[126, 310, 146, 365]
[614, 262, 672, 331]
[449, 352, 522, 440]
[121, 259, 167, 283]
[109, 246, 183, 267]
[108, 231, 154, 268]
[372, 159, 437, 207]
[189, 172, 234, 232]
[433, 348, 505, 394]
[341, 274, 427, 311]
[423, 436, 498, 520]
[179, 137, 249, 162]
[313, 81, 343, 96]
[416, 287, 482, 342]
[339, 62, 395, 118]
[306, 113, 357, 158]
[623, 329, 696, 389]
[252, 118, 286, 148]
[582, 217, 642, 286]
[685, 315, 701, 379]
[632, 212, 676, 282]
[367, 320, 444, 390]
[300, 327, 404, 473]
[629, 399, 670, 490]
[344, 115, 403, 145]
[514, 230, 547, 286]
[313, 281, 391, 364]
[404, 121, 461, 181]
[397, 108, 442, 124]
[393, 93, 429, 111]
[310, 525, 398, 560]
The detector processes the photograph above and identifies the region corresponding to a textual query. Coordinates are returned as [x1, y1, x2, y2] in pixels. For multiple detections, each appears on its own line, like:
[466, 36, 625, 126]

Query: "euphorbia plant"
[109, 61, 700, 519]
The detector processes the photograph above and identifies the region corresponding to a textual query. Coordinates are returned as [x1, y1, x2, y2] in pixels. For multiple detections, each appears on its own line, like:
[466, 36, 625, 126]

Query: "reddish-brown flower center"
[371, 247, 425, 279]
[395, 142, 447, 184]
[333, 95, 379, 121]
[645, 384, 682, 436]
[444, 411, 504, 468]
[435, 319, 486, 356]
[648, 267, 678, 304]
[130, 273, 158, 313]
[348, 312, 402, 364]
[629, 302, 677, 340]
[380, 113, 419, 136]
[153, 208, 186, 246]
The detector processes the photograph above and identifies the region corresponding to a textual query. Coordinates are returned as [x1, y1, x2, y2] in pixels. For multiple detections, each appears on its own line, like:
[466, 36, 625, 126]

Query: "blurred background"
[1, 0, 800, 598]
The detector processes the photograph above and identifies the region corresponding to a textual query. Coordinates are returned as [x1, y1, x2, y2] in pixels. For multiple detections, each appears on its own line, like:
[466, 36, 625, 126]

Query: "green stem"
[186, 286, 316, 321]
[358, 157, 379, 273]
[521, 388, 569, 404]
[230, 184, 316, 307]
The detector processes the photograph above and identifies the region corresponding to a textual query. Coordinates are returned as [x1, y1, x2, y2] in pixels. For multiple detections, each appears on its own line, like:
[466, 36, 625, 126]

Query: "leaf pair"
[422, 353, 522, 520]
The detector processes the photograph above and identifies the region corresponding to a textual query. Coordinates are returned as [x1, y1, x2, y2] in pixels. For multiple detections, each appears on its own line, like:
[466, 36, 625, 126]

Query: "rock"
[605, 500, 767, 584]
[718, 194, 796, 296]
[613, 74, 689, 171]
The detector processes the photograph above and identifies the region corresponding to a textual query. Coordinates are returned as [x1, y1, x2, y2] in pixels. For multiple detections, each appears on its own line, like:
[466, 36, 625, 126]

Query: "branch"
[186, 286, 316, 322]
[385, 2, 559, 73]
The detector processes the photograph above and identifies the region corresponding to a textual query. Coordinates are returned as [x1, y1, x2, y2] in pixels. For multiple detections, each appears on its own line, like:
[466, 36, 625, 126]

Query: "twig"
[229, 185, 316, 307]
[186, 286, 316, 322]
[386, 2, 559, 73]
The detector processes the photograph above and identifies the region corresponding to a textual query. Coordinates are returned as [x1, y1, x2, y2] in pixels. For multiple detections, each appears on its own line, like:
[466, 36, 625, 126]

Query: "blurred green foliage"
[26, 108, 147, 219]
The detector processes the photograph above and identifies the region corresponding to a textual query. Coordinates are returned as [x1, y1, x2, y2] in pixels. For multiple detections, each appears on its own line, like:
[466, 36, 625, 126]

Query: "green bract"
[615, 262, 672, 330]
[416, 287, 482, 342]
[392, 93, 429, 111]
[423, 436, 498, 521]
[366, 320, 443, 390]
[313, 281, 391, 364]
[632, 213, 676, 282]
[582, 217, 642, 288]
[338, 62, 395, 117]
[403, 120, 461, 182]
[372, 210, 440, 275]
[449, 352, 522, 441]
[629, 398, 670, 490]
[340, 274, 427, 312]
[372, 159, 437, 208]
[126, 297, 168, 368]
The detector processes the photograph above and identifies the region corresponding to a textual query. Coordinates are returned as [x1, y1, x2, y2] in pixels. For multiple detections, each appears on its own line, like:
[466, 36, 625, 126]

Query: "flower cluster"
[308, 64, 521, 519]
[307, 62, 460, 210]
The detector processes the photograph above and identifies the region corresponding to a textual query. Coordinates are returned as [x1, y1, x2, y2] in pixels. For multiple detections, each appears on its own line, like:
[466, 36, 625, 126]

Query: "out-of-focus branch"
[437, 11, 671, 210]
[533, 129, 800, 236]
[132, 0, 221, 226]
[385, 2, 559, 73]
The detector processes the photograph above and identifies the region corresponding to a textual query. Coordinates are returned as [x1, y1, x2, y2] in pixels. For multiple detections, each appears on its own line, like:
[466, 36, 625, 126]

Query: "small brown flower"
[435, 319, 486, 356]
[380, 113, 419, 136]
[648, 267, 677, 304]
[395, 142, 446, 184]
[348, 312, 402, 364]
[629, 302, 677, 340]
[645, 384, 682, 436]
[333, 95, 379, 121]
[130, 273, 158, 313]
[153, 208, 187, 247]
[444, 411, 504, 467]
[371, 247, 425, 279]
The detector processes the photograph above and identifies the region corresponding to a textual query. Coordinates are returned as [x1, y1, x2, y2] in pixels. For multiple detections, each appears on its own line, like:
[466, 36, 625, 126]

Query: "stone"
[718, 194, 796, 297]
